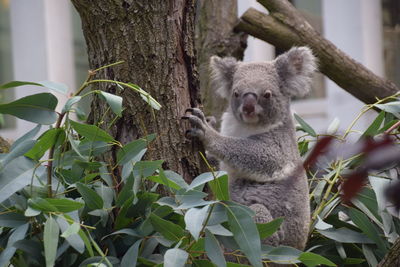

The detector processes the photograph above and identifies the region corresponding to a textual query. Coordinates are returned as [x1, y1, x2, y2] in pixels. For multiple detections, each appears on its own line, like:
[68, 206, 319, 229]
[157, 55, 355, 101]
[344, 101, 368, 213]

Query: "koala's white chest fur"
[218, 112, 294, 183]
[220, 112, 281, 138]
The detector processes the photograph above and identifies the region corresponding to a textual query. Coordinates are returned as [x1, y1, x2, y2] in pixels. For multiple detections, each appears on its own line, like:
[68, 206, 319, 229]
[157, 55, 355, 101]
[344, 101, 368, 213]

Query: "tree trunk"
[236, 0, 399, 105]
[195, 0, 247, 121]
[71, 0, 204, 182]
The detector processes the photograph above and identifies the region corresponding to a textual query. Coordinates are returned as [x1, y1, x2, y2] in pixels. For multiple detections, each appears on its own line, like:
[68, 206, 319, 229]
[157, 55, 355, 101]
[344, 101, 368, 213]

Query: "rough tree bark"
[71, 0, 204, 182]
[236, 0, 399, 105]
[195, 0, 247, 121]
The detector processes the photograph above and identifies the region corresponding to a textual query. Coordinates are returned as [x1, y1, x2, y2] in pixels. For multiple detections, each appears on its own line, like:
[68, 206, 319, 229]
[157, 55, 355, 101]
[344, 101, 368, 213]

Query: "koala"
[183, 47, 316, 253]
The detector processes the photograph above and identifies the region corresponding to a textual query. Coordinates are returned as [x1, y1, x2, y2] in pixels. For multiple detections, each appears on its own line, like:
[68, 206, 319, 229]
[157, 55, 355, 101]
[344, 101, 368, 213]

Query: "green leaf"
[226, 263, 251, 267]
[62, 96, 82, 113]
[317, 227, 374, 243]
[70, 120, 115, 143]
[38, 80, 68, 94]
[175, 189, 216, 209]
[46, 198, 84, 212]
[188, 171, 227, 190]
[362, 111, 385, 137]
[298, 252, 336, 267]
[256, 217, 284, 239]
[185, 205, 209, 240]
[0, 223, 29, 267]
[206, 224, 232, 236]
[0, 93, 58, 124]
[56, 216, 84, 253]
[294, 113, 316, 137]
[149, 213, 184, 242]
[193, 260, 217, 267]
[0, 80, 68, 94]
[76, 183, 104, 210]
[205, 229, 226, 267]
[133, 160, 163, 178]
[25, 128, 64, 160]
[375, 101, 400, 116]
[262, 246, 301, 264]
[149, 170, 189, 190]
[120, 239, 142, 267]
[326, 117, 340, 135]
[0, 139, 35, 171]
[362, 244, 378, 267]
[164, 248, 188, 267]
[60, 222, 80, 238]
[349, 208, 388, 253]
[117, 134, 155, 165]
[127, 83, 161, 110]
[10, 124, 41, 150]
[225, 202, 262, 267]
[98, 91, 123, 116]
[0, 156, 36, 204]
[28, 198, 58, 212]
[0, 212, 28, 227]
[208, 174, 229, 201]
[116, 174, 135, 207]
[44, 216, 59, 267]
[0, 80, 45, 89]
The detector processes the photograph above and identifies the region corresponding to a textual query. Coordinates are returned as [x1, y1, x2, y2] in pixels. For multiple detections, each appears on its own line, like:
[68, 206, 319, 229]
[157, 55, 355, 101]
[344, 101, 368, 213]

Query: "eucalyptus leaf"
[225, 202, 262, 267]
[256, 217, 284, 240]
[185, 205, 209, 240]
[76, 183, 104, 210]
[205, 229, 226, 267]
[56, 217, 84, 254]
[149, 213, 184, 242]
[120, 239, 142, 267]
[349, 208, 388, 253]
[298, 252, 336, 267]
[70, 120, 115, 143]
[10, 124, 41, 151]
[0, 156, 36, 204]
[0, 80, 68, 94]
[294, 113, 316, 137]
[0, 139, 35, 171]
[98, 91, 123, 116]
[0, 93, 58, 124]
[62, 96, 82, 113]
[262, 246, 301, 264]
[317, 227, 374, 243]
[0, 223, 29, 267]
[44, 216, 60, 267]
[25, 128, 64, 160]
[164, 248, 188, 267]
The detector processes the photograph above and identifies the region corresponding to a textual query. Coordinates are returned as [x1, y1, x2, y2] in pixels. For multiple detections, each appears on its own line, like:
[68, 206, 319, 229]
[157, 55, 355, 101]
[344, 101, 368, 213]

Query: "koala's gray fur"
[184, 47, 316, 252]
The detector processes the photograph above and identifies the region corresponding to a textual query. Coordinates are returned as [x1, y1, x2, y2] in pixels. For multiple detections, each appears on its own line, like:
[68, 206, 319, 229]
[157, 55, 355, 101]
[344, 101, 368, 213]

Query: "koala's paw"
[182, 108, 209, 140]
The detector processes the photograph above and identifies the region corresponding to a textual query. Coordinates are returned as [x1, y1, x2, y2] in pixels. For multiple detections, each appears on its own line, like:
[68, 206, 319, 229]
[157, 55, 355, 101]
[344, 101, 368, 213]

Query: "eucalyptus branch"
[310, 160, 343, 225]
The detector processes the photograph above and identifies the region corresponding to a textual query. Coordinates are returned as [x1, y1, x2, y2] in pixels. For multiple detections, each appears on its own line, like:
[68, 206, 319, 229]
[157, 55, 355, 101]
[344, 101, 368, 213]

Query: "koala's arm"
[183, 108, 296, 181]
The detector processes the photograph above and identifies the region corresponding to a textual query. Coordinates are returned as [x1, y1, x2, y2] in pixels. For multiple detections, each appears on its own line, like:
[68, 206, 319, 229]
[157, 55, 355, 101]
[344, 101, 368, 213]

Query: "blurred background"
[0, 0, 399, 139]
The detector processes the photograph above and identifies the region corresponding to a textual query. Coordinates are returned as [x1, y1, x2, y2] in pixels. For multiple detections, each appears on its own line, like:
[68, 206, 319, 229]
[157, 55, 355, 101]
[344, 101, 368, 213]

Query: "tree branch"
[378, 237, 400, 267]
[235, 0, 399, 105]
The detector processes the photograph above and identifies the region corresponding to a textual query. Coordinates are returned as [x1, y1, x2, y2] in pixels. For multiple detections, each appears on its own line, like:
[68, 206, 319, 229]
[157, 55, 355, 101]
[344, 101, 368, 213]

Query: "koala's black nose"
[242, 93, 257, 114]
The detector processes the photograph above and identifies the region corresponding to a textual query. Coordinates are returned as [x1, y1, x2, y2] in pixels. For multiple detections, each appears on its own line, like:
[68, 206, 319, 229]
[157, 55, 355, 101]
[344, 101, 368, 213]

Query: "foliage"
[0, 63, 336, 267]
[2, 63, 400, 267]
[296, 95, 400, 267]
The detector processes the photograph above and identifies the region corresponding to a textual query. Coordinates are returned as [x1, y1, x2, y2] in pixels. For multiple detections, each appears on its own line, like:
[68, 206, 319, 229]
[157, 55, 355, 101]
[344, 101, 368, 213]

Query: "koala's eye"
[264, 90, 272, 99]
[233, 91, 239, 98]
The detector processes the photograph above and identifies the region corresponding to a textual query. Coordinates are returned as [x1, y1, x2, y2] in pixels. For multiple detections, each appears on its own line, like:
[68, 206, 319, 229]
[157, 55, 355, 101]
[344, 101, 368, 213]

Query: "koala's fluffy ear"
[210, 56, 238, 99]
[274, 47, 317, 98]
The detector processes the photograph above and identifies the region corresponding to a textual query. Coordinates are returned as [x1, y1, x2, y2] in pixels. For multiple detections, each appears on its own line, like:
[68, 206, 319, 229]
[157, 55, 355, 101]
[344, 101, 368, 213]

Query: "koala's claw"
[185, 128, 205, 139]
[185, 107, 206, 122]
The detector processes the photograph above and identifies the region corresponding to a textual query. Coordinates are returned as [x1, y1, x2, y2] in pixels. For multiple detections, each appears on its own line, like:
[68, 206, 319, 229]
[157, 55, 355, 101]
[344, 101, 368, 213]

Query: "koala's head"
[210, 47, 317, 126]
